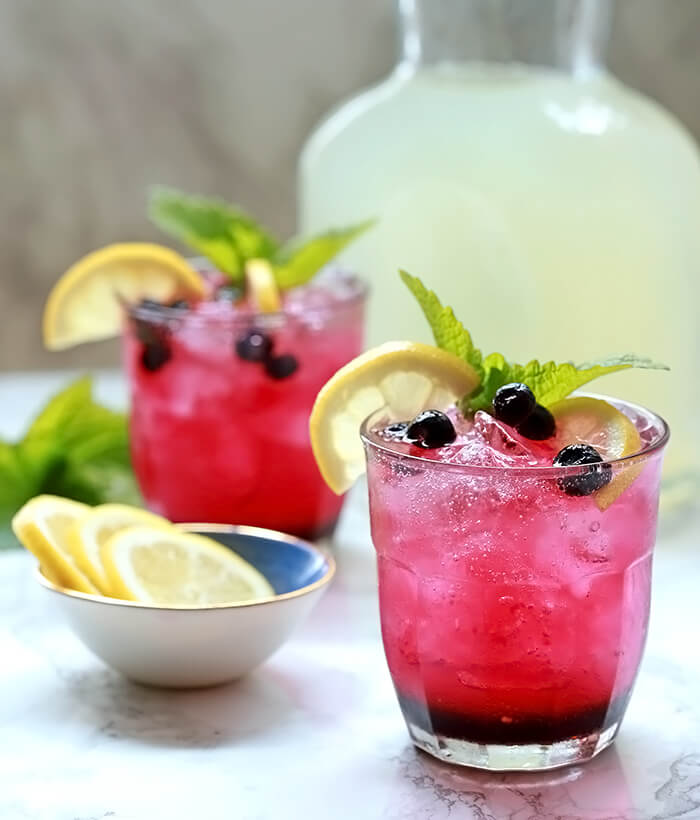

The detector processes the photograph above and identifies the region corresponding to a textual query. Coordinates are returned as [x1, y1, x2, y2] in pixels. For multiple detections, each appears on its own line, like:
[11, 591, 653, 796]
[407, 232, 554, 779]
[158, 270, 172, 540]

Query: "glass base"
[406, 719, 620, 771]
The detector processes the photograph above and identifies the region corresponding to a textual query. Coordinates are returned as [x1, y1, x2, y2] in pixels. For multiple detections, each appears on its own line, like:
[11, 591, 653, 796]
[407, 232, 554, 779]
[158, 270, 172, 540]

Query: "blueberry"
[215, 284, 244, 302]
[140, 340, 171, 372]
[169, 299, 190, 310]
[553, 444, 612, 496]
[265, 354, 299, 380]
[235, 329, 274, 362]
[405, 410, 456, 449]
[516, 404, 555, 440]
[138, 298, 163, 311]
[493, 383, 536, 426]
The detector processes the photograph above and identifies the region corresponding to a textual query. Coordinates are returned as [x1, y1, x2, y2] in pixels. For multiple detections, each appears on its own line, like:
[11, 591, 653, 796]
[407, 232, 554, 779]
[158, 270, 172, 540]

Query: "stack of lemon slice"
[12, 496, 273, 605]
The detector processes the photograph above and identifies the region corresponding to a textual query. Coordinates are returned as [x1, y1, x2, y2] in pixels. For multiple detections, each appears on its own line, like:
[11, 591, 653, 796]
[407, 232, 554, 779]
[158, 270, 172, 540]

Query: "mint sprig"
[0, 378, 139, 549]
[149, 187, 374, 289]
[400, 270, 668, 413]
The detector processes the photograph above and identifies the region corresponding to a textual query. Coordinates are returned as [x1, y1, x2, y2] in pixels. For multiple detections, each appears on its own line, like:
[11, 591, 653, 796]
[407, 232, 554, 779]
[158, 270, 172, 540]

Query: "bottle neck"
[398, 0, 611, 77]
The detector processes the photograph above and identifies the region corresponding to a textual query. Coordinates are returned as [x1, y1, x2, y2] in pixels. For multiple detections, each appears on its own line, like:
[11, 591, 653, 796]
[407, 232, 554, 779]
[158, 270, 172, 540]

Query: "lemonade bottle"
[299, 0, 700, 510]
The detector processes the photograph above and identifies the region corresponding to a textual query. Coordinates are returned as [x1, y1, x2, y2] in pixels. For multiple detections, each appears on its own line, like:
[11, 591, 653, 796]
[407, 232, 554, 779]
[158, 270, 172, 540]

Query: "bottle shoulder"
[300, 70, 411, 164]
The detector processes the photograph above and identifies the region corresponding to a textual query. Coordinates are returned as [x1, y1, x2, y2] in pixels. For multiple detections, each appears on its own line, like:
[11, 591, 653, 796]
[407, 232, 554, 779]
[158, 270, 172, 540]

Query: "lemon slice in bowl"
[309, 341, 479, 495]
[102, 526, 274, 606]
[70, 504, 174, 595]
[43, 243, 206, 350]
[11, 495, 97, 594]
[550, 396, 643, 509]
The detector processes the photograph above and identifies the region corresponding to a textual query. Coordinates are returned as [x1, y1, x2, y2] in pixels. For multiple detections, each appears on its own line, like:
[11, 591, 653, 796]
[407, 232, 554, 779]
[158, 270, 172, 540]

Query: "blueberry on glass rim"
[235, 329, 274, 363]
[553, 444, 613, 496]
[493, 383, 536, 427]
[405, 410, 456, 449]
[516, 404, 556, 441]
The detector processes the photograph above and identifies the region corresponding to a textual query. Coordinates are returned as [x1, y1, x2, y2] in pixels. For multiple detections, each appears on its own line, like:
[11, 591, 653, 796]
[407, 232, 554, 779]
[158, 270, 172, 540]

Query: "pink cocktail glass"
[124, 269, 365, 539]
[362, 398, 668, 770]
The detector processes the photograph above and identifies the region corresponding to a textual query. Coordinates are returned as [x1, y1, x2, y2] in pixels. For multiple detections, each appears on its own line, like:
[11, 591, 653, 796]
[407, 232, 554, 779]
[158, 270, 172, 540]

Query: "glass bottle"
[299, 0, 700, 510]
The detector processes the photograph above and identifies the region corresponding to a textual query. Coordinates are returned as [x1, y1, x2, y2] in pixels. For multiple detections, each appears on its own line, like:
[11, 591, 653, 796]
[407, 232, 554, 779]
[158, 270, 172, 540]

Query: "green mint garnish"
[400, 270, 668, 413]
[149, 186, 279, 282]
[149, 186, 374, 289]
[0, 377, 139, 548]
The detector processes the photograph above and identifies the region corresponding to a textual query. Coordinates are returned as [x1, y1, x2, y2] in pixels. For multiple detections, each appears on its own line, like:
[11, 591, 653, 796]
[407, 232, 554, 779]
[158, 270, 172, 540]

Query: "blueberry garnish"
[553, 444, 612, 496]
[215, 284, 244, 302]
[405, 410, 456, 449]
[140, 340, 172, 372]
[493, 383, 536, 427]
[265, 354, 299, 380]
[516, 404, 555, 441]
[235, 329, 274, 362]
[169, 299, 190, 310]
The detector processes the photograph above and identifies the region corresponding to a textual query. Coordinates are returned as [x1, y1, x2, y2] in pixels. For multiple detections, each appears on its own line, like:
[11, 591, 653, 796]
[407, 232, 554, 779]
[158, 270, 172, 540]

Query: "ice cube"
[472, 411, 546, 466]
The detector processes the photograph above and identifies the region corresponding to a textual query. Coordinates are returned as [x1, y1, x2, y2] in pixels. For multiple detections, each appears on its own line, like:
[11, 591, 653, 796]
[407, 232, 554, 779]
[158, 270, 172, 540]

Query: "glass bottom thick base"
[406, 720, 621, 771]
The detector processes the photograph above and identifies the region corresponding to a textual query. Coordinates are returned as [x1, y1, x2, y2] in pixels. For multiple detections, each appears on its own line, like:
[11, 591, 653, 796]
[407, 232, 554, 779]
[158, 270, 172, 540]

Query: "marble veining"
[0, 374, 699, 819]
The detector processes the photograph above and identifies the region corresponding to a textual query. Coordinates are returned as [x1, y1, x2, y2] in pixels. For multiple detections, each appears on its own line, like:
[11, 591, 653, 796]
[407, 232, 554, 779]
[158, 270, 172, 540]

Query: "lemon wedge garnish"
[309, 341, 479, 495]
[70, 504, 174, 595]
[43, 243, 206, 350]
[102, 526, 274, 606]
[245, 258, 282, 313]
[11, 495, 97, 594]
[550, 396, 643, 509]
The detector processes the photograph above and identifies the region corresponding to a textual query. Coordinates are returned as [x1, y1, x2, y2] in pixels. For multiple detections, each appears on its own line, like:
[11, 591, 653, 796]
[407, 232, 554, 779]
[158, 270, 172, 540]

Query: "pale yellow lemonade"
[300, 63, 700, 504]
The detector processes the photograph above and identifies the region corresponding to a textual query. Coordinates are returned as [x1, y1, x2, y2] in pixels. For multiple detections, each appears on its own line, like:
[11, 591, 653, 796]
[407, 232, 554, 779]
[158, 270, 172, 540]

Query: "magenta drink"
[363, 398, 668, 770]
[126, 268, 365, 538]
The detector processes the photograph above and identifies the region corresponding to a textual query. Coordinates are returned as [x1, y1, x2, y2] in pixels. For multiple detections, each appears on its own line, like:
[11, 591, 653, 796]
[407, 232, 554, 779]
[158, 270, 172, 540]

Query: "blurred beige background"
[2, 0, 699, 371]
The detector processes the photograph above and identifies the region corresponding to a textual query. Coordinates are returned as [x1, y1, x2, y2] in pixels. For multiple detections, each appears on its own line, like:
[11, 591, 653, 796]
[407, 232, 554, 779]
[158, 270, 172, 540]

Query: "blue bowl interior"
[192, 530, 330, 596]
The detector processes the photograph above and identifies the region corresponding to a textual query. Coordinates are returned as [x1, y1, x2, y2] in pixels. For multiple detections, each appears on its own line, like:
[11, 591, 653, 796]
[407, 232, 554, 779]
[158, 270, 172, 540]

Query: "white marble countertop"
[1, 371, 699, 820]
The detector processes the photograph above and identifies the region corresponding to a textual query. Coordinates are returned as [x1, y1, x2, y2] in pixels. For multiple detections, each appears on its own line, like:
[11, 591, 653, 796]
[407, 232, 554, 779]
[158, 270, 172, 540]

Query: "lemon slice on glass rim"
[43, 243, 206, 350]
[549, 396, 643, 509]
[309, 341, 479, 494]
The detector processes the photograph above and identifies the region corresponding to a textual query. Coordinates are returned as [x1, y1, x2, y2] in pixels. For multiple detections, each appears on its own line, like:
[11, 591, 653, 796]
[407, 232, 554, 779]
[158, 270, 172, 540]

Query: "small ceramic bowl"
[37, 524, 335, 688]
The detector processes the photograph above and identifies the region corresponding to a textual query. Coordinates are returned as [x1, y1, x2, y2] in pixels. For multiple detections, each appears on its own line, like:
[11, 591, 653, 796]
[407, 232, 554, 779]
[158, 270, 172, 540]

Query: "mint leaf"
[0, 378, 140, 548]
[149, 186, 279, 282]
[400, 272, 669, 413]
[274, 220, 375, 289]
[399, 270, 484, 374]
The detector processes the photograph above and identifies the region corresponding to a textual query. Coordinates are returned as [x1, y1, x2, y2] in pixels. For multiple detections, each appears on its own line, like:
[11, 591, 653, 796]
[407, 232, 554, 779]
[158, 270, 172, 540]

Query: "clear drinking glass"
[124, 268, 366, 539]
[362, 397, 668, 770]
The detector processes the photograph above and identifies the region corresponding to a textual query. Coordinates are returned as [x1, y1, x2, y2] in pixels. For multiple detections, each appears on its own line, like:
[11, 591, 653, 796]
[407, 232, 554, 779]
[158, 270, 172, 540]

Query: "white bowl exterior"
[45, 585, 326, 688]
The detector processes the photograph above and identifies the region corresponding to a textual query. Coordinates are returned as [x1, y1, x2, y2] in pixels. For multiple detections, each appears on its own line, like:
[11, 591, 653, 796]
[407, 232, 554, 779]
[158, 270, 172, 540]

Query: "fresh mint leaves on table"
[399, 270, 669, 413]
[149, 186, 375, 289]
[0, 377, 139, 549]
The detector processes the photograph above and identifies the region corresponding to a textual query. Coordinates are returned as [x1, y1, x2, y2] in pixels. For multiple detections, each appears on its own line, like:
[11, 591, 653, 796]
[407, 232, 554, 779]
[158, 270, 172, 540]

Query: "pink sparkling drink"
[125, 269, 365, 539]
[363, 399, 668, 770]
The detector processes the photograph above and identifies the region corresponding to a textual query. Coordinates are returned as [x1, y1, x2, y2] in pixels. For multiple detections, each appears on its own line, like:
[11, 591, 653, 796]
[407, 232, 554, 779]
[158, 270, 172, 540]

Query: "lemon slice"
[245, 258, 281, 313]
[550, 396, 643, 509]
[70, 504, 174, 595]
[43, 243, 206, 350]
[309, 341, 480, 494]
[102, 526, 274, 606]
[11, 495, 97, 594]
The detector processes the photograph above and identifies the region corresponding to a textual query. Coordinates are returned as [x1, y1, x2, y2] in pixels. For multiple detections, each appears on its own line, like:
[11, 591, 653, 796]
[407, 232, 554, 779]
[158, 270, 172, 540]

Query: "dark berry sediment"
[517, 404, 555, 440]
[493, 383, 536, 427]
[554, 444, 612, 496]
[396, 689, 632, 746]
